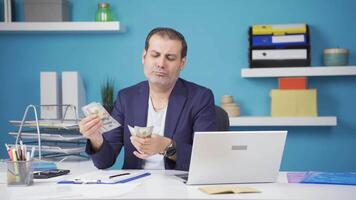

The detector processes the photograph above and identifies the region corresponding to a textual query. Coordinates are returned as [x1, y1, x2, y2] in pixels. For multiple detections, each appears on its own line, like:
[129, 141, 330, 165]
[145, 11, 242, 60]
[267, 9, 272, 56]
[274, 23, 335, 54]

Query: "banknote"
[128, 125, 153, 138]
[82, 102, 121, 133]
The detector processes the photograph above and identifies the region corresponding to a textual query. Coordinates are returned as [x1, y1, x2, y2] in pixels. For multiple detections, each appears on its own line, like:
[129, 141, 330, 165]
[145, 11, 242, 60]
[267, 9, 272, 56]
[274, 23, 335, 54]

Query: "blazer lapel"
[135, 81, 149, 127]
[164, 79, 187, 139]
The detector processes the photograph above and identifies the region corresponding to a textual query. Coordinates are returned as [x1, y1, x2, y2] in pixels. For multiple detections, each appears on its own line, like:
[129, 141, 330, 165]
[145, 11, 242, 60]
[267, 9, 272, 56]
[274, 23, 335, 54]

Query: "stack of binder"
[249, 23, 311, 68]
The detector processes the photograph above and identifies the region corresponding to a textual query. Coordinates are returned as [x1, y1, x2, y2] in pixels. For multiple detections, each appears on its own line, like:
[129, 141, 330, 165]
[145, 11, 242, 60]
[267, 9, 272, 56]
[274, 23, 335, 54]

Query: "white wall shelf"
[229, 116, 337, 126]
[241, 66, 356, 78]
[0, 21, 123, 32]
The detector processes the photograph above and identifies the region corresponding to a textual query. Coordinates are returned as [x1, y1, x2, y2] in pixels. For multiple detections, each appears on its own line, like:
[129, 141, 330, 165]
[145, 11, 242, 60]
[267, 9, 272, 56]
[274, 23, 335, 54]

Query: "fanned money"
[82, 102, 121, 133]
[128, 125, 153, 138]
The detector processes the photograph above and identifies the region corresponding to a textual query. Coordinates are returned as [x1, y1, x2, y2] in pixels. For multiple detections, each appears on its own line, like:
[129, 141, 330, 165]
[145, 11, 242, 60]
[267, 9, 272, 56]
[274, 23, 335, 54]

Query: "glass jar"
[95, 3, 113, 22]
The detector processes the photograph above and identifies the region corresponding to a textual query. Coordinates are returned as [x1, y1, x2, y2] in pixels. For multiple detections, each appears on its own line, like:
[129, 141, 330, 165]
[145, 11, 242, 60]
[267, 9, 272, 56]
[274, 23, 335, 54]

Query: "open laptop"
[181, 131, 287, 185]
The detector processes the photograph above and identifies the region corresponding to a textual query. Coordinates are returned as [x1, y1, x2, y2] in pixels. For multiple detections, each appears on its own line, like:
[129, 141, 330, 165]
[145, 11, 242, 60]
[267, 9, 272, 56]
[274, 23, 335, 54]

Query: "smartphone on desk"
[34, 169, 70, 179]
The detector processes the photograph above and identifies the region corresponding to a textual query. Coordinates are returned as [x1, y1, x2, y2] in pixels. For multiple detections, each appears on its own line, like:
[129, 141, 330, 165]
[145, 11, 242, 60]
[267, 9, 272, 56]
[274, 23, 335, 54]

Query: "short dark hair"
[144, 27, 187, 58]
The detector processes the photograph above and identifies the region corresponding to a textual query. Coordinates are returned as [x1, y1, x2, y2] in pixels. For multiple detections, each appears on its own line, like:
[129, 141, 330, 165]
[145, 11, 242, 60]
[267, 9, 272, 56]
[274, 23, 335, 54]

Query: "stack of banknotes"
[128, 125, 153, 138]
[82, 102, 121, 133]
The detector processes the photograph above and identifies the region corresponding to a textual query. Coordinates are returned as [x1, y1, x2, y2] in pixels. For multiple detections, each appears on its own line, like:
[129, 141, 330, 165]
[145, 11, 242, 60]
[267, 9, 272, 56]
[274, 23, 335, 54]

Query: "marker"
[5, 144, 13, 160]
[12, 149, 18, 161]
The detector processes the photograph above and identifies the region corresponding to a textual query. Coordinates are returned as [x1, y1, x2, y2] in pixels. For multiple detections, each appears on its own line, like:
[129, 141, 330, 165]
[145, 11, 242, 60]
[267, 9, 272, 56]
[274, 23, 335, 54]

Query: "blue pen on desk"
[116, 172, 151, 183]
[58, 179, 84, 184]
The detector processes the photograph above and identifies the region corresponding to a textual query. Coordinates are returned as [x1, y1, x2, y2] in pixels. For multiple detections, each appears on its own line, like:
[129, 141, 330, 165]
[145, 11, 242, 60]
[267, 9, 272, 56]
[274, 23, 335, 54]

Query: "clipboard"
[58, 172, 151, 184]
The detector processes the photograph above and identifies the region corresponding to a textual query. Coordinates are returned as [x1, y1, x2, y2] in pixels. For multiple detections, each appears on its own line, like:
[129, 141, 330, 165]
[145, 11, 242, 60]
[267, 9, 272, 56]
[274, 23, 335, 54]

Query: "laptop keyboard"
[175, 173, 189, 181]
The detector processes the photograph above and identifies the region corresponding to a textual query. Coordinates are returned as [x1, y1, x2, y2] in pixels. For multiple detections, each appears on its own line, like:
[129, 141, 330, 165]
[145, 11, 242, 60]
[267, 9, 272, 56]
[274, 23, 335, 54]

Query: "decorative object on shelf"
[23, 0, 71, 22]
[278, 77, 307, 90]
[249, 23, 310, 68]
[220, 95, 240, 117]
[101, 78, 115, 113]
[96, 2, 113, 22]
[323, 48, 349, 66]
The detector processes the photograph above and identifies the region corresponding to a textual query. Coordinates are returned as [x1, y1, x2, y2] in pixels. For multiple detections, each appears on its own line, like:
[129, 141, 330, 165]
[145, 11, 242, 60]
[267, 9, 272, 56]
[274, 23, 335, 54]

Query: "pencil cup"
[7, 160, 33, 186]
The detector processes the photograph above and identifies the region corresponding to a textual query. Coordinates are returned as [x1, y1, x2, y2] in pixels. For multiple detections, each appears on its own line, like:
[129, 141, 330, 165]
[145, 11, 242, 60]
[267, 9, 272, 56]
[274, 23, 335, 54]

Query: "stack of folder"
[249, 23, 311, 68]
[270, 77, 318, 117]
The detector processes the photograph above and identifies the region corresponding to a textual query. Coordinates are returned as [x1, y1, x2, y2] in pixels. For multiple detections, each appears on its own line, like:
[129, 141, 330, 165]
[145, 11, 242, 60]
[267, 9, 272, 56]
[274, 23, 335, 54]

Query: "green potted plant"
[101, 78, 115, 113]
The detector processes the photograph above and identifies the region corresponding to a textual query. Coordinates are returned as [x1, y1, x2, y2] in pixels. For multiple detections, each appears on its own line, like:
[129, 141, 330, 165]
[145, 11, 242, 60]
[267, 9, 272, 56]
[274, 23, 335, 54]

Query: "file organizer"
[248, 23, 311, 68]
[9, 104, 88, 161]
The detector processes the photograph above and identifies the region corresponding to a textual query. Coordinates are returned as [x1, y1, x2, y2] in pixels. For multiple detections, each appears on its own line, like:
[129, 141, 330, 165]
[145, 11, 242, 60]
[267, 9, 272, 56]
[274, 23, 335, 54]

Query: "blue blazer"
[86, 78, 217, 171]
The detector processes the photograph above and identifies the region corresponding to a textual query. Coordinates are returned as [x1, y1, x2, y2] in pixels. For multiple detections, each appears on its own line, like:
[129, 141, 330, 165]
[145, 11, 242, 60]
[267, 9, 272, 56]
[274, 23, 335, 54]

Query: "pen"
[109, 172, 130, 179]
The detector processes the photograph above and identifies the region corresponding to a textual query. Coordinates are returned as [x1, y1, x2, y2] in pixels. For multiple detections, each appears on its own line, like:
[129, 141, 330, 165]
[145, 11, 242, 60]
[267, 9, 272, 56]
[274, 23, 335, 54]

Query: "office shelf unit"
[229, 116, 337, 126]
[241, 66, 356, 78]
[8, 105, 87, 161]
[236, 66, 356, 126]
[0, 21, 123, 32]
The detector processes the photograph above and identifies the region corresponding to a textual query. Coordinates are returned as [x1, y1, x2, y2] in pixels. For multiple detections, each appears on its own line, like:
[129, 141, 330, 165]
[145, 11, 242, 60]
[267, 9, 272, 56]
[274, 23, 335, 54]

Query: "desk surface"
[1, 161, 355, 200]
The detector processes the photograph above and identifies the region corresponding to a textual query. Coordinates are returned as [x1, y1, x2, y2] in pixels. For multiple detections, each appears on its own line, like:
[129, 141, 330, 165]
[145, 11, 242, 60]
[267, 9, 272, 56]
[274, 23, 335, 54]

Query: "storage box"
[278, 77, 307, 89]
[270, 89, 317, 117]
[23, 0, 71, 22]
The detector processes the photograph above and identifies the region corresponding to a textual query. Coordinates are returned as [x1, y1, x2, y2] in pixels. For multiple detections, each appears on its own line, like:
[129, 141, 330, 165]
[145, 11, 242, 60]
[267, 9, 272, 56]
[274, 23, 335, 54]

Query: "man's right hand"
[79, 114, 104, 151]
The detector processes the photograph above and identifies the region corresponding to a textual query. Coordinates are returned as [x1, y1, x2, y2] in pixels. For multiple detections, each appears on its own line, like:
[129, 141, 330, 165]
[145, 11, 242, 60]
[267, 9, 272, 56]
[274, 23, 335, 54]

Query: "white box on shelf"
[40, 72, 62, 119]
[62, 71, 86, 120]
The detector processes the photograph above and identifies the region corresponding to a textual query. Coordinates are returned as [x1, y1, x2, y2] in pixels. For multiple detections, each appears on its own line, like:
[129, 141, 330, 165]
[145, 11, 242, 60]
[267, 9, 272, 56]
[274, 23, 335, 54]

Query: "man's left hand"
[130, 134, 171, 159]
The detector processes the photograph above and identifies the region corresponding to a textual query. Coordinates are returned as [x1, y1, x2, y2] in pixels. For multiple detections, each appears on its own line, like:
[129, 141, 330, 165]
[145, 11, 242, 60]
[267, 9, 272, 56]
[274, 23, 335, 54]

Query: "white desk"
[1, 161, 355, 200]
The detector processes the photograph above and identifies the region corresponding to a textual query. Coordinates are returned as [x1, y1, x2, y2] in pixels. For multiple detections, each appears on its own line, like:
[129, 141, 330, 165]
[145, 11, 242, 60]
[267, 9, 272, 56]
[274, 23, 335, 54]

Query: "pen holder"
[7, 160, 33, 186]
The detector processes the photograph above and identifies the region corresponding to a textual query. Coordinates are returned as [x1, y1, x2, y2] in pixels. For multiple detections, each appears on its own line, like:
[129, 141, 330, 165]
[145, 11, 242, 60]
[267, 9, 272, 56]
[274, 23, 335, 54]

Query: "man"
[79, 27, 217, 171]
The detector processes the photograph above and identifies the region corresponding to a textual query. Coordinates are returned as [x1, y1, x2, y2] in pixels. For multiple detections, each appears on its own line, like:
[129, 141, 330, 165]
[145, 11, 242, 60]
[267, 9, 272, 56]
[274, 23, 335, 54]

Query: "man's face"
[142, 34, 186, 89]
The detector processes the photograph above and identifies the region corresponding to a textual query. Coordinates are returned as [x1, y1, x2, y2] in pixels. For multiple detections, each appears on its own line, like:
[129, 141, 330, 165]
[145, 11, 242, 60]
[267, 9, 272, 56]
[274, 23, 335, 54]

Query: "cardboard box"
[270, 89, 317, 117]
[278, 77, 307, 89]
[24, 0, 71, 22]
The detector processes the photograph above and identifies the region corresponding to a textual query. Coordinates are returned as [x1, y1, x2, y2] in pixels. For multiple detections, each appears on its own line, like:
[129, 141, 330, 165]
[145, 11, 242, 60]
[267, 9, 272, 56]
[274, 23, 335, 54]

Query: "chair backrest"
[215, 105, 230, 131]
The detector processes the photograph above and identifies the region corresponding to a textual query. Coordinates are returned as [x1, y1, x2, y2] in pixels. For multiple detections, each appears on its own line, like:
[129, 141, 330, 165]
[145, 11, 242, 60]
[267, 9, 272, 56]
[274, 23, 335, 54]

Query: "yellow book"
[199, 185, 261, 195]
[270, 89, 317, 117]
[252, 24, 307, 35]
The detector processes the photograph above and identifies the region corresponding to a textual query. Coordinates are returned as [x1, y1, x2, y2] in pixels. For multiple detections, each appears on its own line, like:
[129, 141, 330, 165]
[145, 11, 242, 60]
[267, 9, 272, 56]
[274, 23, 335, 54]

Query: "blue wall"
[1, 0, 355, 171]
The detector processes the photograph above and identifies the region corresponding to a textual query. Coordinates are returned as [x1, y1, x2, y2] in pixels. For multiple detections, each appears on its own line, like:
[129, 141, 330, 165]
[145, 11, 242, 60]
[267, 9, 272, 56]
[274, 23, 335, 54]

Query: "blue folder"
[301, 172, 356, 185]
[252, 34, 307, 48]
